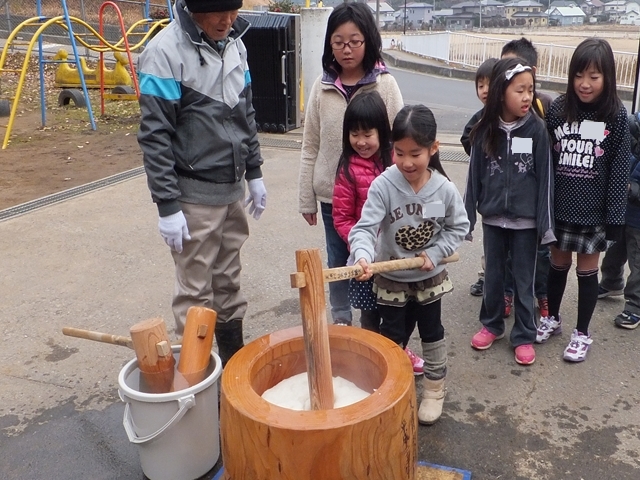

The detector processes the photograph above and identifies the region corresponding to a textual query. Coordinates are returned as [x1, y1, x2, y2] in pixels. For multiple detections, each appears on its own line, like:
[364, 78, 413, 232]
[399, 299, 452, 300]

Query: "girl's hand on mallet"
[355, 258, 372, 281]
[418, 252, 434, 271]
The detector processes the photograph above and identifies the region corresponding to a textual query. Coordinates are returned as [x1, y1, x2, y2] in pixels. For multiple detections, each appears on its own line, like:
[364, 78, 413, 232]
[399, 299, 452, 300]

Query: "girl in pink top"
[332, 91, 425, 375]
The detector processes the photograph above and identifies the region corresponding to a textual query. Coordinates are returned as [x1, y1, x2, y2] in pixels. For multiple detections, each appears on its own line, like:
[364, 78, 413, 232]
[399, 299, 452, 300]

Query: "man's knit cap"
[185, 0, 242, 13]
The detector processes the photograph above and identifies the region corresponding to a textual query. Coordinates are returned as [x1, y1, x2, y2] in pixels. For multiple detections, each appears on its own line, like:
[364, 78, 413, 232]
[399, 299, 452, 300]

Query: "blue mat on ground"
[417, 460, 473, 479]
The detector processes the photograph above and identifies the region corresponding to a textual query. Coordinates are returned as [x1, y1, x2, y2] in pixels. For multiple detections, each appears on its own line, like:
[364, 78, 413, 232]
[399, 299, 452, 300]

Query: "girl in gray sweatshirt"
[349, 105, 469, 425]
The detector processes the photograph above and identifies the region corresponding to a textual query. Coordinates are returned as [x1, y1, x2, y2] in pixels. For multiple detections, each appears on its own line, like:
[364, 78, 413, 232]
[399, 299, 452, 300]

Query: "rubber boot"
[215, 319, 244, 368]
[418, 339, 447, 425]
[359, 309, 381, 333]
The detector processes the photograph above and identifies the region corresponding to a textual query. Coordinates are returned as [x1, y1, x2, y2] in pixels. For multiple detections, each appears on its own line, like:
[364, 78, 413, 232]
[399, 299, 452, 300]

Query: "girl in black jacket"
[464, 57, 554, 366]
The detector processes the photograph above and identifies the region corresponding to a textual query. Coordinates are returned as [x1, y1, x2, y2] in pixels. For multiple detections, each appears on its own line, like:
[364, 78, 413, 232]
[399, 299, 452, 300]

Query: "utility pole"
[633, 33, 640, 113]
[376, 0, 380, 31]
[479, 0, 482, 28]
[404, 0, 407, 34]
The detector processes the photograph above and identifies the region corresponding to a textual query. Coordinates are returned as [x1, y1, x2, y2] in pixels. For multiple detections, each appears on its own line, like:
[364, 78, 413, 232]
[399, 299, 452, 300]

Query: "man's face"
[192, 10, 238, 41]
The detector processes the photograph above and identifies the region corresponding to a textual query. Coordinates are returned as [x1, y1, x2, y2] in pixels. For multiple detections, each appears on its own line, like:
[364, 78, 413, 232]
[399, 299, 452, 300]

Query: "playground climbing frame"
[0, 0, 171, 149]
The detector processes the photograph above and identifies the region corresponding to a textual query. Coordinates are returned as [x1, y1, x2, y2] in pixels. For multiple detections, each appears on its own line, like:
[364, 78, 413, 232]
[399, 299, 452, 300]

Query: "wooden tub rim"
[221, 325, 414, 431]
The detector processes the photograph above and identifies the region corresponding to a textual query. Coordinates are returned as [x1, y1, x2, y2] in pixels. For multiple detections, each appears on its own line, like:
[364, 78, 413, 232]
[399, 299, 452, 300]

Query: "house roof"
[406, 2, 433, 7]
[366, 2, 395, 13]
[583, 0, 605, 6]
[451, 1, 478, 7]
[548, 5, 587, 14]
[604, 0, 627, 5]
[505, 0, 545, 6]
[448, 12, 476, 18]
[451, 0, 505, 8]
[433, 8, 455, 15]
[550, 0, 577, 6]
[511, 10, 549, 15]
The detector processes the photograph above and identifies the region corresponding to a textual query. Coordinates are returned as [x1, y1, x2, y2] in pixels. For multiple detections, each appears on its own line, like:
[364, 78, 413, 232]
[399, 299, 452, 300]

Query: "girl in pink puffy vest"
[332, 91, 426, 376]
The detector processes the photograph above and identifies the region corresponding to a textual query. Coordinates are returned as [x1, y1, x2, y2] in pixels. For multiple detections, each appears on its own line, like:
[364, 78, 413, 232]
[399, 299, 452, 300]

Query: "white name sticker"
[423, 202, 445, 218]
[511, 137, 532, 154]
[579, 121, 606, 142]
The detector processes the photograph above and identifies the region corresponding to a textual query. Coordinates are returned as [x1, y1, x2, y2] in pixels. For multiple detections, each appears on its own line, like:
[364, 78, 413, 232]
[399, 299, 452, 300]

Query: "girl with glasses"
[298, 2, 403, 330]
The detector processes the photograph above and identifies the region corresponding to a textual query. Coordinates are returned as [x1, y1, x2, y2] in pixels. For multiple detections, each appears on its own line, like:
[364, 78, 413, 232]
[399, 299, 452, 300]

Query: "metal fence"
[397, 31, 638, 89]
[0, 0, 173, 52]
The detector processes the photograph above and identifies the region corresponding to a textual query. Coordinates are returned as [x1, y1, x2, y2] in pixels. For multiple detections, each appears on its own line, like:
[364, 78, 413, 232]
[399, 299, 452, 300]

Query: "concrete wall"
[300, 7, 333, 114]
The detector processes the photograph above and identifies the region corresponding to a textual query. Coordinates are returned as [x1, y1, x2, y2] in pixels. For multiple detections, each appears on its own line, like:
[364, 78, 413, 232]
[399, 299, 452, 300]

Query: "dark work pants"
[600, 225, 640, 316]
[480, 224, 537, 346]
[600, 235, 627, 292]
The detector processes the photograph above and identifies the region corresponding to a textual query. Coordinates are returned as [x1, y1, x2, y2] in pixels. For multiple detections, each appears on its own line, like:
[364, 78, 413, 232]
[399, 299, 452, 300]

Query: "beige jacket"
[298, 72, 404, 214]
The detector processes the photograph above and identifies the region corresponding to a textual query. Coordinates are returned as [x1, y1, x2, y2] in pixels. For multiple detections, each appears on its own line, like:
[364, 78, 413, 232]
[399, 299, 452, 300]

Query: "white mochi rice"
[261, 372, 371, 410]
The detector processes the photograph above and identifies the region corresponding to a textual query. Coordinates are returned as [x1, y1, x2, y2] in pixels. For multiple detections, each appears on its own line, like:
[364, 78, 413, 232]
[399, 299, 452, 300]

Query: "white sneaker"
[536, 315, 562, 343]
[563, 330, 592, 362]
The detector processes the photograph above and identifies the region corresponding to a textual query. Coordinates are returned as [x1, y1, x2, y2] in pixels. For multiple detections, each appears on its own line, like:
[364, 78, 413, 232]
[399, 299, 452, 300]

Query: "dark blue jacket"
[626, 154, 640, 229]
[464, 111, 555, 244]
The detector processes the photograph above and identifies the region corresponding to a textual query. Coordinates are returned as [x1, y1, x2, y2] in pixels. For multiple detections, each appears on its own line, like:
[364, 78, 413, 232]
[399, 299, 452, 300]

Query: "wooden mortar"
[220, 325, 417, 479]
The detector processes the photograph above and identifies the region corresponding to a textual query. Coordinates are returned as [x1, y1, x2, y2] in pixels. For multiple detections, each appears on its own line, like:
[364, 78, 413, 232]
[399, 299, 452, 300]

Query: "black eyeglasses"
[330, 40, 365, 50]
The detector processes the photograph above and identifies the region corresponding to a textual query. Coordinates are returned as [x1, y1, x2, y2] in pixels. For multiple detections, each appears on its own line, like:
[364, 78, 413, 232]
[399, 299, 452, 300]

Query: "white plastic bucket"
[118, 345, 222, 480]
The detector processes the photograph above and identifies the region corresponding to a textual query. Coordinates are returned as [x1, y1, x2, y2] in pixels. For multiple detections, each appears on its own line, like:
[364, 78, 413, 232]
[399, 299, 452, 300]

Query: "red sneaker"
[405, 347, 424, 375]
[537, 297, 549, 319]
[514, 344, 536, 365]
[471, 327, 505, 350]
[503, 295, 513, 318]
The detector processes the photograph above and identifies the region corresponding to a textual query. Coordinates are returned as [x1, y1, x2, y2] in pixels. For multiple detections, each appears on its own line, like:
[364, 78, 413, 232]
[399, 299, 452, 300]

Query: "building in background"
[619, 2, 640, 23]
[404, 2, 435, 29]
[547, 5, 587, 24]
[367, 1, 397, 28]
[504, 0, 549, 26]
[580, 0, 605, 16]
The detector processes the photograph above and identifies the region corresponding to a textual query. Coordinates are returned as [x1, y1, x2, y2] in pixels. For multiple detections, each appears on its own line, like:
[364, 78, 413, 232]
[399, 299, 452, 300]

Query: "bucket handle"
[122, 394, 196, 444]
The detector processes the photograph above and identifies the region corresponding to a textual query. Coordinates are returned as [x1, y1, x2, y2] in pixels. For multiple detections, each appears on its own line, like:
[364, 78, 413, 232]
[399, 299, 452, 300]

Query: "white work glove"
[158, 211, 191, 253]
[244, 178, 267, 220]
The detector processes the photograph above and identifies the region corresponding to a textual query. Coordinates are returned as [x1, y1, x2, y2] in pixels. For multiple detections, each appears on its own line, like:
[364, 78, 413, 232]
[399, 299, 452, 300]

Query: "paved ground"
[1, 140, 639, 479]
[1, 52, 640, 480]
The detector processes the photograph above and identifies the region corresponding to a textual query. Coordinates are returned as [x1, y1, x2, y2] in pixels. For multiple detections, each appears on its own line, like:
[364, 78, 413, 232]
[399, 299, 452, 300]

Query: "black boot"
[215, 319, 244, 367]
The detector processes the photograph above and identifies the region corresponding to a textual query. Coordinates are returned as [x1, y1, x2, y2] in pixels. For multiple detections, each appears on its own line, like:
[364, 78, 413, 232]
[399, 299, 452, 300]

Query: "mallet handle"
[62, 327, 134, 349]
[324, 252, 460, 283]
[296, 249, 335, 410]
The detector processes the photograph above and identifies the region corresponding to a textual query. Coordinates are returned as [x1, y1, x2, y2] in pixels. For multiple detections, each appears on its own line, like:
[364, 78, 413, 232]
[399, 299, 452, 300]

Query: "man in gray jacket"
[137, 0, 266, 366]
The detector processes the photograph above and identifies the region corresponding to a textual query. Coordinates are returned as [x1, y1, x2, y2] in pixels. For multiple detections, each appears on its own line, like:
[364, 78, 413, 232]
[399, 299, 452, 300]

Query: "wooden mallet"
[62, 319, 189, 393]
[177, 306, 217, 387]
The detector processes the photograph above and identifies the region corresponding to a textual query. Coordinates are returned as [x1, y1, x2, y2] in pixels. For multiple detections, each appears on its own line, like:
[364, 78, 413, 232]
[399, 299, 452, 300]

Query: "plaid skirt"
[554, 221, 609, 254]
